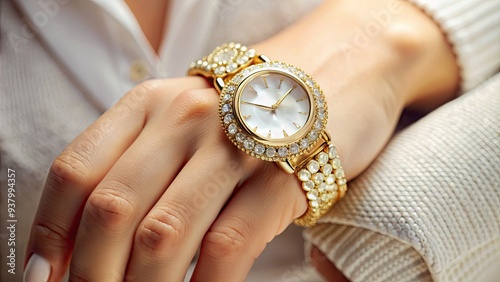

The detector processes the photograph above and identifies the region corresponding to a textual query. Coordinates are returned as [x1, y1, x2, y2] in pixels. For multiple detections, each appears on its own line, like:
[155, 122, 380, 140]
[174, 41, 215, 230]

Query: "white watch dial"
[237, 72, 311, 141]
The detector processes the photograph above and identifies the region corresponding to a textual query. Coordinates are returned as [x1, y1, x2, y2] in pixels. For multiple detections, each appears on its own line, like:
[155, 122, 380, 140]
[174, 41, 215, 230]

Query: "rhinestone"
[298, 72, 306, 80]
[214, 66, 226, 75]
[236, 133, 246, 143]
[325, 174, 336, 185]
[222, 94, 231, 102]
[326, 184, 338, 191]
[310, 200, 319, 208]
[328, 145, 338, 158]
[189, 62, 196, 68]
[321, 193, 332, 202]
[226, 85, 236, 93]
[290, 143, 299, 154]
[300, 139, 308, 149]
[278, 147, 288, 157]
[236, 56, 249, 65]
[318, 183, 327, 193]
[226, 62, 238, 73]
[240, 46, 248, 51]
[233, 75, 243, 83]
[314, 119, 322, 130]
[234, 43, 241, 48]
[322, 164, 333, 175]
[228, 123, 237, 134]
[308, 131, 318, 141]
[196, 59, 203, 66]
[318, 109, 325, 119]
[317, 99, 325, 108]
[221, 104, 232, 113]
[298, 169, 311, 181]
[245, 49, 256, 58]
[266, 147, 276, 158]
[316, 152, 329, 165]
[214, 49, 236, 63]
[306, 79, 314, 87]
[331, 158, 341, 169]
[302, 180, 314, 191]
[335, 168, 345, 178]
[312, 173, 324, 184]
[307, 160, 320, 173]
[307, 189, 319, 200]
[224, 114, 234, 124]
[314, 88, 320, 96]
[338, 178, 347, 186]
[254, 144, 265, 155]
[243, 139, 254, 149]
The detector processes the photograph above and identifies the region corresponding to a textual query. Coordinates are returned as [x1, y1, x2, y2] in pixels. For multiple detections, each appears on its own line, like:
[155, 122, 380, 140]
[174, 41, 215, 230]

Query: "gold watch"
[188, 42, 347, 227]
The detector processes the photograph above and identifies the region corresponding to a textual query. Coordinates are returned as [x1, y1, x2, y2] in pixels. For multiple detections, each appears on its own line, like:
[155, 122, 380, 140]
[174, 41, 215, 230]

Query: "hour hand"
[272, 85, 296, 109]
[241, 100, 273, 110]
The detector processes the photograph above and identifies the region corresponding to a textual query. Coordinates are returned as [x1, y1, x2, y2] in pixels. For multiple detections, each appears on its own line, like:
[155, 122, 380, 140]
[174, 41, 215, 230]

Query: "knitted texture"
[305, 74, 500, 281]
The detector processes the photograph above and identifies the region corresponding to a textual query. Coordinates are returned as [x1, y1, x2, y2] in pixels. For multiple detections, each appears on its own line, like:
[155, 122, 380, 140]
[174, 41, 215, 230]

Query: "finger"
[68, 106, 191, 280]
[24, 81, 153, 281]
[125, 142, 249, 282]
[68, 88, 217, 281]
[191, 162, 307, 281]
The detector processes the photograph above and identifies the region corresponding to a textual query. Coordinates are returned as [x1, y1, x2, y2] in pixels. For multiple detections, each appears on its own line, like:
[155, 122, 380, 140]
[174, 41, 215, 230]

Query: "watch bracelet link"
[293, 142, 347, 227]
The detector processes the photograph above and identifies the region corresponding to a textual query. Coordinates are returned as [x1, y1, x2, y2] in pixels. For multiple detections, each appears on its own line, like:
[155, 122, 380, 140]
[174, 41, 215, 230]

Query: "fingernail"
[24, 253, 51, 282]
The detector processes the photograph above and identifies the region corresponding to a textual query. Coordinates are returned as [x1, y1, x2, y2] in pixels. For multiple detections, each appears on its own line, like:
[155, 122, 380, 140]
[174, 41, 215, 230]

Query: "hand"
[24, 76, 309, 281]
[271, 85, 296, 109]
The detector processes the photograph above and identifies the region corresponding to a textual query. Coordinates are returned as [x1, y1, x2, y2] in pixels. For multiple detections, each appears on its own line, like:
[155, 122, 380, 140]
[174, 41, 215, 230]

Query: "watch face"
[220, 62, 327, 161]
[237, 72, 311, 141]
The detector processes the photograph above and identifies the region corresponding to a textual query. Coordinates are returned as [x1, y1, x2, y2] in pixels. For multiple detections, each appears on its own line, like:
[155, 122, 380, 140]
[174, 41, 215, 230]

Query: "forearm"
[253, 0, 459, 178]
[254, 0, 459, 108]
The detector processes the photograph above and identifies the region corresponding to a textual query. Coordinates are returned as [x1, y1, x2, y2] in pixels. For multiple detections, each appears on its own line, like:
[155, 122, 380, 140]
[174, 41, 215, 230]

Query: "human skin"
[24, 0, 458, 281]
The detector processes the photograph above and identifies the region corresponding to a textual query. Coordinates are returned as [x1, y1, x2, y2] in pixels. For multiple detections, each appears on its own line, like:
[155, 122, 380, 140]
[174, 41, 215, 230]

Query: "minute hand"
[241, 101, 273, 110]
[272, 85, 296, 109]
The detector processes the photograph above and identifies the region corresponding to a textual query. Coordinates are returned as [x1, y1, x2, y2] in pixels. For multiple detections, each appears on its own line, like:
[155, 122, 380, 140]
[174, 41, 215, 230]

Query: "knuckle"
[136, 203, 190, 254]
[123, 79, 162, 106]
[169, 89, 218, 125]
[84, 186, 137, 232]
[203, 219, 252, 259]
[31, 222, 71, 252]
[48, 150, 92, 188]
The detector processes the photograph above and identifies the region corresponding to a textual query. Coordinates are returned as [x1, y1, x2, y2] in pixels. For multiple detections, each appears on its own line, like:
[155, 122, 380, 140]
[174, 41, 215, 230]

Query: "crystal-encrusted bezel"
[219, 61, 329, 162]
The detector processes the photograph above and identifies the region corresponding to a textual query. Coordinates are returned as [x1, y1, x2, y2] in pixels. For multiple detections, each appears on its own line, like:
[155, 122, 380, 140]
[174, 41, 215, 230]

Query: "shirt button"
[129, 60, 150, 82]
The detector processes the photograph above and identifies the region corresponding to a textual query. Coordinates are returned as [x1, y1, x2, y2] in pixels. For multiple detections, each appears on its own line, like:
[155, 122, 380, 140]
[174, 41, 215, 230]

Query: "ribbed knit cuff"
[406, 0, 500, 92]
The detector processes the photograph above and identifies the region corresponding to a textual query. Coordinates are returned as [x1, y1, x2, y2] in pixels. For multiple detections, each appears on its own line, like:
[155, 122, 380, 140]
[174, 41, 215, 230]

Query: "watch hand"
[272, 85, 296, 109]
[241, 100, 273, 110]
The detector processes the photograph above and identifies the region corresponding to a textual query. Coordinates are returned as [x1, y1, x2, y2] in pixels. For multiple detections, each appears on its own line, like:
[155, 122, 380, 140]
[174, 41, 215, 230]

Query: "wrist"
[382, 1, 460, 109]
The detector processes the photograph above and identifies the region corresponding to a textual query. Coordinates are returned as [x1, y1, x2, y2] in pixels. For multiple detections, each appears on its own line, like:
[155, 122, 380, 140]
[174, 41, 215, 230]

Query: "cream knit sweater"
[1, 0, 499, 281]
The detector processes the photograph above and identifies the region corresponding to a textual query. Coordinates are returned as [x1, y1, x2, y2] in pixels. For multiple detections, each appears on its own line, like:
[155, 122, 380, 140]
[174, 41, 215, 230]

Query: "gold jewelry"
[188, 42, 347, 227]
